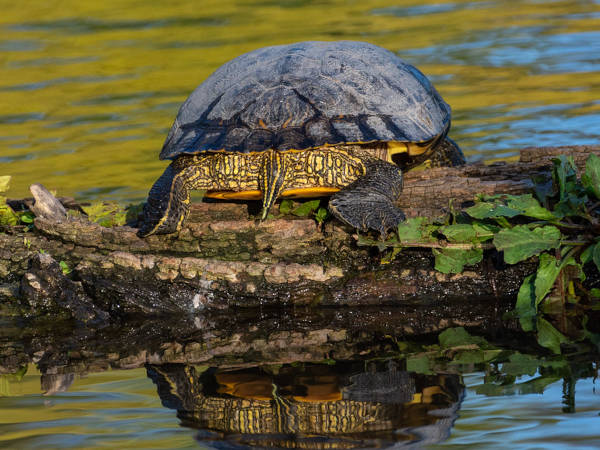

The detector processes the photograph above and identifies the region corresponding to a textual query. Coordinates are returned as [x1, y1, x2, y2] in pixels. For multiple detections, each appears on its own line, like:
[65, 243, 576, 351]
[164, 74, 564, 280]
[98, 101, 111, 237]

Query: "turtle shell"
[160, 41, 451, 160]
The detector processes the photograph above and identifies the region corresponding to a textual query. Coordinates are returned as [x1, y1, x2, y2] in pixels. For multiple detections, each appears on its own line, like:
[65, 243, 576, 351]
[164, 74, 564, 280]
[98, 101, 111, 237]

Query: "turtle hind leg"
[138, 161, 194, 237]
[328, 159, 405, 235]
[432, 137, 466, 167]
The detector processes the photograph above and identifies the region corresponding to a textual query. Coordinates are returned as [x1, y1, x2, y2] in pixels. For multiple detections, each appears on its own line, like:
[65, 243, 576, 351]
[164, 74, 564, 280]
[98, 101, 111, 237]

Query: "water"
[1, 0, 599, 201]
[1, 0, 600, 447]
[1, 323, 599, 448]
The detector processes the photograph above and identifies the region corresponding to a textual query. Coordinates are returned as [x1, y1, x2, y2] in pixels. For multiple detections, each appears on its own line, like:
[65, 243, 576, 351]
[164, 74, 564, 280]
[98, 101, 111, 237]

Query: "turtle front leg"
[328, 159, 405, 235]
[137, 162, 194, 237]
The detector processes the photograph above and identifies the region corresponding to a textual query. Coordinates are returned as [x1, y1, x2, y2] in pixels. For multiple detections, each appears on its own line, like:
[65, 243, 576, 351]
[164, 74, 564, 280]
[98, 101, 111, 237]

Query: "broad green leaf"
[534, 253, 561, 305]
[493, 225, 561, 264]
[292, 199, 320, 217]
[593, 242, 600, 273]
[433, 247, 483, 274]
[551, 155, 578, 201]
[467, 194, 554, 221]
[438, 327, 487, 347]
[514, 274, 537, 332]
[501, 353, 541, 377]
[449, 349, 502, 365]
[580, 243, 596, 265]
[505, 194, 555, 220]
[590, 288, 600, 298]
[439, 224, 476, 243]
[472, 222, 500, 242]
[0, 176, 10, 193]
[465, 201, 520, 219]
[397, 217, 437, 243]
[581, 153, 600, 200]
[406, 354, 432, 374]
[536, 318, 568, 354]
[279, 199, 294, 215]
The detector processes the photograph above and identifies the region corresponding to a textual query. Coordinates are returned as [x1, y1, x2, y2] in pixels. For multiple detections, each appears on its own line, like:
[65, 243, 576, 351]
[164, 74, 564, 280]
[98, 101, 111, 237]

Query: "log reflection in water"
[147, 361, 464, 448]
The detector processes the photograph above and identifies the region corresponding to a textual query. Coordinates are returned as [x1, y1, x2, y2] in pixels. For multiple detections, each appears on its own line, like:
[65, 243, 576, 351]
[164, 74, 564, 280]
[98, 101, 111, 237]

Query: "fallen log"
[0, 145, 598, 323]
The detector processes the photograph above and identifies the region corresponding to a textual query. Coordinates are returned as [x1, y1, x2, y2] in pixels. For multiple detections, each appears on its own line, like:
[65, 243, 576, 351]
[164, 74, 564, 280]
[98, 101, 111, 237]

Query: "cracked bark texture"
[0, 145, 598, 322]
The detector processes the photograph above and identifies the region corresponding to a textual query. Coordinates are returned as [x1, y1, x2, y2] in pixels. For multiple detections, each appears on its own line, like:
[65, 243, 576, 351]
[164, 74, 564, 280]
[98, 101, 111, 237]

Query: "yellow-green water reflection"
[1, 0, 599, 201]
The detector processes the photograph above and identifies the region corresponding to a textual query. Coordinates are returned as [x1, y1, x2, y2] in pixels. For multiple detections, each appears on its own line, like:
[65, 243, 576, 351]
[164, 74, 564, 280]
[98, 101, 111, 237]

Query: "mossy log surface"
[1, 145, 598, 324]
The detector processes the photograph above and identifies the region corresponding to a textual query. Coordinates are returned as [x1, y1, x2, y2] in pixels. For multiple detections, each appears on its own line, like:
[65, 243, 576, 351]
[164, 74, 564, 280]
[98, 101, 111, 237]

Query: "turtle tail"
[138, 163, 191, 237]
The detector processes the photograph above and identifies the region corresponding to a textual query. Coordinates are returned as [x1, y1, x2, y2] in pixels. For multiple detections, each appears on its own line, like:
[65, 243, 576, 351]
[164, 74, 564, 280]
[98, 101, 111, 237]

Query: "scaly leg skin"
[259, 150, 289, 220]
[328, 158, 405, 235]
[138, 161, 202, 237]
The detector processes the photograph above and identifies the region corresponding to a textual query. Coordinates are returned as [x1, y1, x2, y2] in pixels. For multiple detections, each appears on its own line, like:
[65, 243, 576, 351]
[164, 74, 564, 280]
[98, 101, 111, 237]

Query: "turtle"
[138, 40, 465, 237]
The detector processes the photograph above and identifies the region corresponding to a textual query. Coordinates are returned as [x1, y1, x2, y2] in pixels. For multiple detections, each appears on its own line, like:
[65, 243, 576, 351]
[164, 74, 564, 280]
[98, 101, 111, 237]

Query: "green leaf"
[551, 155, 578, 201]
[449, 349, 502, 365]
[314, 207, 328, 224]
[580, 243, 596, 265]
[472, 222, 500, 242]
[505, 194, 555, 220]
[593, 242, 600, 273]
[514, 274, 537, 332]
[581, 153, 600, 200]
[590, 288, 600, 299]
[433, 247, 483, 274]
[465, 201, 520, 219]
[292, 199, 320, 217]
[406, 354, 432, 374]
[438, 327, 487, 348]
[534, 253, 561, 305]
[0, 176, 10, 194]
[397, 217, 437, 243]
[83, 201, 127, 227]
[467, 194, 554, 221]
[0, 204, 19, 226]
[59, 260, 72, 275]
[18, 211, 35, 224]
[501, 353, 542, 377]
[536, 318, 568, 354]
[493, 225, 561, 264]
[439, 224, 476, 243]
[279, 199, 294, 215]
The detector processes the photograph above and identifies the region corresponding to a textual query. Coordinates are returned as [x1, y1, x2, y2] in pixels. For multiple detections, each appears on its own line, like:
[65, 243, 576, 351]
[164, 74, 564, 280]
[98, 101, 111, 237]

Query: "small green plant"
[82, 201, 127, 227]
[279, 198, 329, 224]
[359, 154, 600, 354]
[59, 260, 72, 275]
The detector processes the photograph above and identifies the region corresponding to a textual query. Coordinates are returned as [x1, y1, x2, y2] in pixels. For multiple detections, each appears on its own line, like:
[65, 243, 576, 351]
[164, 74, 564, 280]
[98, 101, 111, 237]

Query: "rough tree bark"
[0, 145, 598, 324]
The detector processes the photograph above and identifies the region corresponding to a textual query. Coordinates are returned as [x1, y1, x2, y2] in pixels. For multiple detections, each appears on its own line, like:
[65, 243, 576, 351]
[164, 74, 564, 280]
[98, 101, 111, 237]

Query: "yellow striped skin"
[174, 147, 366, 199]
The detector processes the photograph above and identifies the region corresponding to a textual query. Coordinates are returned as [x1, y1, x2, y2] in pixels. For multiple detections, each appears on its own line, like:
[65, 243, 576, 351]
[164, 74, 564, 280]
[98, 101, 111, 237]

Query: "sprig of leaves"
[359, 154, 600, 354]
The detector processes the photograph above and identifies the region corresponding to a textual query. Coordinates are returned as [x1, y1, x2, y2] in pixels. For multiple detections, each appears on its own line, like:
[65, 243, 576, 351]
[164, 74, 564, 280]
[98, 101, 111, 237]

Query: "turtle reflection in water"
[147, 361, 464, 448]
[138, 41, 464, 237]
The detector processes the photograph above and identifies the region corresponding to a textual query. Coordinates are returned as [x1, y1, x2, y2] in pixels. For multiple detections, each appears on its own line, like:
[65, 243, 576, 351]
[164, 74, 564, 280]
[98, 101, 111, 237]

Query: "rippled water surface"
[1, 0, 599, 201]
[1, 359, 599, 448]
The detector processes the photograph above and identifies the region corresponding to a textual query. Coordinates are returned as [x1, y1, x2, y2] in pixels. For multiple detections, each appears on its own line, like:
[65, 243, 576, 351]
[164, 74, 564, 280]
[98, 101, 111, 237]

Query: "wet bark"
[0, 145, 598, 324]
